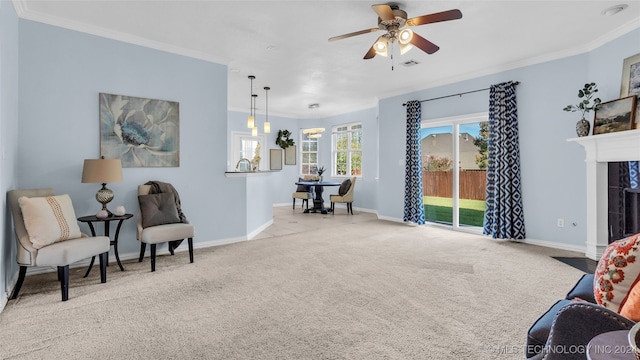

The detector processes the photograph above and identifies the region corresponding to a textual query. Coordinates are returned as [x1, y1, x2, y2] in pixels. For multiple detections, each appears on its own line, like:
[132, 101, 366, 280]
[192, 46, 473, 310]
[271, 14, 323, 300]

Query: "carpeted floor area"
[0, 207, 586, 360]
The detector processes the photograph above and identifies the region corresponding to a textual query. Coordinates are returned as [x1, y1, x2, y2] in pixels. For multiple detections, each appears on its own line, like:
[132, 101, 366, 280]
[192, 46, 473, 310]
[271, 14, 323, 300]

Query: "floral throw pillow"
[594, 233, 640, 312]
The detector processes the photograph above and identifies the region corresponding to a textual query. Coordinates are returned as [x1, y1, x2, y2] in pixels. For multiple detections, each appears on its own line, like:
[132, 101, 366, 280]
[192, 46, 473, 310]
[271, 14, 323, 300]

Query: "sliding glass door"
[421, 113, 487, 232]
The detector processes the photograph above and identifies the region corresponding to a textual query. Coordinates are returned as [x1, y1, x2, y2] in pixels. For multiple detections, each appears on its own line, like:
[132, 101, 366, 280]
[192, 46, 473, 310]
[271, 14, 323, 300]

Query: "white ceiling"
[13, 0, 640, 119]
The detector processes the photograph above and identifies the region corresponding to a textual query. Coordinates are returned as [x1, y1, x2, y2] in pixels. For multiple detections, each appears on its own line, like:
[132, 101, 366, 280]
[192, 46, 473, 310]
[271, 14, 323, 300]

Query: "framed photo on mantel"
[620, 53, 640, 129]
[592, 95, 637, 135]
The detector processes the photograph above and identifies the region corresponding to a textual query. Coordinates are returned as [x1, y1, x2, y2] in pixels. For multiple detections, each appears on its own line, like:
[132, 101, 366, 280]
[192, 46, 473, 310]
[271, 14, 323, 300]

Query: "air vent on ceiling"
[401, 60, 420, 67]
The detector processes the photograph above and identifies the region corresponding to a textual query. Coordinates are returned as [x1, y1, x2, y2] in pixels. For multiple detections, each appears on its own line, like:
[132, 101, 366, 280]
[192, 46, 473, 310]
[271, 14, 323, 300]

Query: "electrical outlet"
[557, 218, 565, 228]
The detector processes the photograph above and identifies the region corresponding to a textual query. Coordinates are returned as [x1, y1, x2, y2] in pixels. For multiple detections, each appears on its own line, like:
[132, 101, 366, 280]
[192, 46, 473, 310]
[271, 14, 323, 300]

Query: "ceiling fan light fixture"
[374, 36, 389, 57]
[398, 29, 413, 45]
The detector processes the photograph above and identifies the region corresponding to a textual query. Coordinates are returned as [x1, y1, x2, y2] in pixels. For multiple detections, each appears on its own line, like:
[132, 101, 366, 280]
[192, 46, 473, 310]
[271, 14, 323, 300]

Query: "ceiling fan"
[328, 4, 462, 59]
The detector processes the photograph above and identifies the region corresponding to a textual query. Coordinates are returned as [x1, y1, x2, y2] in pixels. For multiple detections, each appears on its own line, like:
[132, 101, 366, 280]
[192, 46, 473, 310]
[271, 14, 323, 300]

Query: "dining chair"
[292, 177, 314, 210]
[330, 177, 356, 215]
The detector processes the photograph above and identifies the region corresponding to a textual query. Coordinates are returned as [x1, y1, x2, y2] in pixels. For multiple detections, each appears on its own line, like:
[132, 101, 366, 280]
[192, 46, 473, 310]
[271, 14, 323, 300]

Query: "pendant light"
[247, 75, 255, 129]
[251, 94, 258, 136]
[263, 86, 271, 133]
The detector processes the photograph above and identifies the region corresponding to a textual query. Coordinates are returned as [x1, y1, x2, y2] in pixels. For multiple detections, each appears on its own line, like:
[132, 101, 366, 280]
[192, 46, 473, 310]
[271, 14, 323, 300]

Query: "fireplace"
[569, 129, 640, 260]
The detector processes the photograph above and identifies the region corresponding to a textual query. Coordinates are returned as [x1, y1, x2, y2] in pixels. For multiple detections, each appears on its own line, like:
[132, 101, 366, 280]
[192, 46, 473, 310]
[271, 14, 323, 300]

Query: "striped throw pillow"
[18, 194, 82, 249]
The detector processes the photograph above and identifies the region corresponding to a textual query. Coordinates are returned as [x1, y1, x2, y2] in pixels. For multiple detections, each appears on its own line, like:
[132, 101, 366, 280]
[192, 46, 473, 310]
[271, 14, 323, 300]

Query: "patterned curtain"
[483, 81, 526, 239]
[404, 100, 425, 224]
[630, 161, 639, 189]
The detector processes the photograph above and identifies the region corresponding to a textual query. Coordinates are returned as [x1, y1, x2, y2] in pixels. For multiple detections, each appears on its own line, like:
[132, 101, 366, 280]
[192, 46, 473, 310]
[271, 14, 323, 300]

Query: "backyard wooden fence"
[422, 170, 486, 200]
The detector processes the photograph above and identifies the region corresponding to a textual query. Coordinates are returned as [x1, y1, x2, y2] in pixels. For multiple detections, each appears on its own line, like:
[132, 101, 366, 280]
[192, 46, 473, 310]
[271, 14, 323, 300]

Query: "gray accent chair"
[526, 273, 635, 360]
[7, 188, 110, 301]
[137, 184, 194, 272]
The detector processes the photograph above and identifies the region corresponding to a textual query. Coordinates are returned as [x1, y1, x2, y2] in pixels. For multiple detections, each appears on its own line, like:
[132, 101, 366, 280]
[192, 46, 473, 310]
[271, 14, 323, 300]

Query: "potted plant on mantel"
[563, 82, 602, 137]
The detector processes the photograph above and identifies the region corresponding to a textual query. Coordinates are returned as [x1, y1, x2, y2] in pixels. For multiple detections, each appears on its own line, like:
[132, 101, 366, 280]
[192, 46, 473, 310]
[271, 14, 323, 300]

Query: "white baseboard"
[248, 219, 274, 240]
[517, 237, 587, 255]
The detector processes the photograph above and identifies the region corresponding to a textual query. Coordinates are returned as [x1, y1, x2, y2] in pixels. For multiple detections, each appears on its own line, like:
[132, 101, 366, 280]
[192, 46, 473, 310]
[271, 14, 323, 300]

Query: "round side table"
[78, 213, 133, 277]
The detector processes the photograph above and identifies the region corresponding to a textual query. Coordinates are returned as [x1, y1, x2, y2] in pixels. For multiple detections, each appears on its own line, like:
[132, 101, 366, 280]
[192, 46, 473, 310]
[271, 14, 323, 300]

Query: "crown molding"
[380, 17, 640, 102]
[11, 0, 231, 65]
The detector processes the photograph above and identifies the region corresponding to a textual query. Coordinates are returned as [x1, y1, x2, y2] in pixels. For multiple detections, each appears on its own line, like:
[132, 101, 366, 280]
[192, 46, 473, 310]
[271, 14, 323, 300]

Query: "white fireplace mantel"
[568, 129, 640, 260]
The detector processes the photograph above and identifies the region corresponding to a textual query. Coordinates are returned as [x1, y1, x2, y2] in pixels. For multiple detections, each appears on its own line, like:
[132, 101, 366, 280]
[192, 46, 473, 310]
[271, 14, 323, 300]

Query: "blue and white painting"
[100, 93, 179, 167]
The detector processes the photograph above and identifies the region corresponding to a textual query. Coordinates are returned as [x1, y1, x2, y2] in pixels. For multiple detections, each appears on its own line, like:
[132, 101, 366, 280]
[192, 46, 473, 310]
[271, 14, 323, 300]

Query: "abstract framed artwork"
[270, 149, 283, 170]
[99, 93, 180, 167]
[284, 145, 296, 165]
[592, 95, 637, 135]
[620, 53, 640, 129]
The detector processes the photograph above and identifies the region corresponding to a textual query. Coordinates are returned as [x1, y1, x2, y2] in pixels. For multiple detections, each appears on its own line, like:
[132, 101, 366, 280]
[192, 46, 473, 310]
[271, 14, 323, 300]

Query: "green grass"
[423, 196, 485, 227]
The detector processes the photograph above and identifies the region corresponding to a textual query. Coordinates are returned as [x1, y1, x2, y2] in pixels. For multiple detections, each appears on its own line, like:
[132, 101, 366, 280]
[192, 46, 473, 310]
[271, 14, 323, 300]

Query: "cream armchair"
[330, 177, 356, 215]
[137, 184, 194, 272]
[7, 188, 110, 301]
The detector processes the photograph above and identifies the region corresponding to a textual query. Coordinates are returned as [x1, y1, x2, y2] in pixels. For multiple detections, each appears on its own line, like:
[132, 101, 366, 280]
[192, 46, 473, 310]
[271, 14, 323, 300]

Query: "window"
[332, 123, 362, 177]
[300, 129, 319, 175]
[230, 132, 266, 171]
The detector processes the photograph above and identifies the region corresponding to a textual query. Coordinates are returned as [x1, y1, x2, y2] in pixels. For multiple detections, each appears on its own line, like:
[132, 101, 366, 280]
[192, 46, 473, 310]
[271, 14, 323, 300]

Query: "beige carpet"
[0, 208, 585, 360]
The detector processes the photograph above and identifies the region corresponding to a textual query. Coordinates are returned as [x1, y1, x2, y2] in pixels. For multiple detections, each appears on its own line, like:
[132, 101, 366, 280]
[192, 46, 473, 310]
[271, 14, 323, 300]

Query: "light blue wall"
[377, 27, 640, 248]
[0, 2, 20, 305]
[16, 20, 246, 263]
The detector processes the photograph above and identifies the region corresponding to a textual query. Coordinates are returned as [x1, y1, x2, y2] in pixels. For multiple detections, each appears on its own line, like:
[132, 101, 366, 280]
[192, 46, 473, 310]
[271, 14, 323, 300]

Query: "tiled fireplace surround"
[569, 129, 640, 260]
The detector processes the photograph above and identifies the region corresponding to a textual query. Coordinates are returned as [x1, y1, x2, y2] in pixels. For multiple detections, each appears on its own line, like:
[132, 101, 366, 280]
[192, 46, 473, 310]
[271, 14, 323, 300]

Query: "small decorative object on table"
[114, 205, 126, 216]
[563, 82, 602, 137]
[317, 166, 325, 182]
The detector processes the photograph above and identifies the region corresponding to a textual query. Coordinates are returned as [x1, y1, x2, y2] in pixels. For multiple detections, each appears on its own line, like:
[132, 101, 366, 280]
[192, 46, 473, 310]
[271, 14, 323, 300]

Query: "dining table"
[295, 180, 342, 214]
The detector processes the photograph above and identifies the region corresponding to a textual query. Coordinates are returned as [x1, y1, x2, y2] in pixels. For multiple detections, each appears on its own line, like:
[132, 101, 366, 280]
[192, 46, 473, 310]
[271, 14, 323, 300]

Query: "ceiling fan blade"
[363, 45, 377, 59]
[406, 9, 462, 27]
[372, 4, 396, 21]
[410, 33, 440, 54]
[329, 28, 379, 42]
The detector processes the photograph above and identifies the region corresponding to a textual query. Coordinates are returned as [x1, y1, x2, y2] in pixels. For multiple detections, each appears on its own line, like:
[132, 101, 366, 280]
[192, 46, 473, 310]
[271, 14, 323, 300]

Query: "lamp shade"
[82, 159, 123, 184]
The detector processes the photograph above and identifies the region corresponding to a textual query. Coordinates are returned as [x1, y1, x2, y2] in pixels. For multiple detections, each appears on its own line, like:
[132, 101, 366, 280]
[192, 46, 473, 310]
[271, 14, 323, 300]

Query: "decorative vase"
[576, 117, 590, 137]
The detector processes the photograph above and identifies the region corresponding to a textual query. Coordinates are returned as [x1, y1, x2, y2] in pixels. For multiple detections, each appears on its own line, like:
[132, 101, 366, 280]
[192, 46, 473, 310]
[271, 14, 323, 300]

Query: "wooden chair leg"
[331, 202, 335, 215]
[292, 198, 296, 210]
[188, 238, 194, 263]
[99, 252, 107, 283]
[10, 266, 27, 300]
[139, 242, 146, 262]
[150, 244, 156, 272]
[59, 265, 69, 301]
